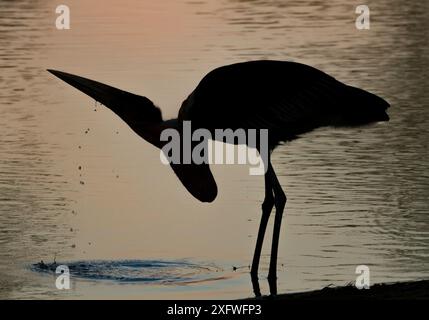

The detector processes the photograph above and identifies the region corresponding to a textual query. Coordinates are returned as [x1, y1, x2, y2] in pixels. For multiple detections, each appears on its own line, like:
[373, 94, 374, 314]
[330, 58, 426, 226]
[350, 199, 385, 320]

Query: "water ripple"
[31, 259, 226, 284]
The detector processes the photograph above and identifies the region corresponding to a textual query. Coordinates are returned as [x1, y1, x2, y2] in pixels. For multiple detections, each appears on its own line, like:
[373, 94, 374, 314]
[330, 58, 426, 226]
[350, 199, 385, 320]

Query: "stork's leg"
[267, 163, 286, 296]
[250, 170, 274, 297]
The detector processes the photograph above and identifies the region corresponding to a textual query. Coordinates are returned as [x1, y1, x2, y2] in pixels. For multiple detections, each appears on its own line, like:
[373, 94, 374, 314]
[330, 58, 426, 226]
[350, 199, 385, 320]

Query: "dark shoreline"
[245, 280, 429, 300]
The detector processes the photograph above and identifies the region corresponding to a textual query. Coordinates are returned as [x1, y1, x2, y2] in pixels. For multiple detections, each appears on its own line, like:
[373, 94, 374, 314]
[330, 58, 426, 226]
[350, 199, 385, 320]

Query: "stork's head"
[47, 69, 163, 125]
[48, 69, 217, 203]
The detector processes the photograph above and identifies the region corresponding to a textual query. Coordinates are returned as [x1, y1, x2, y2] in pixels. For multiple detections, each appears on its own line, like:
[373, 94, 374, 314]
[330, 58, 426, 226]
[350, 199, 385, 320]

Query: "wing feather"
[179, 61, 347, 145]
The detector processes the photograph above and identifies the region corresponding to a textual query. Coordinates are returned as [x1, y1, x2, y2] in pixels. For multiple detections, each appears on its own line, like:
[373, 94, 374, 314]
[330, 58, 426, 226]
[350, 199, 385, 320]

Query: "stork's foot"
[250, 272, 262, 297]
[267, 273, 278, 296]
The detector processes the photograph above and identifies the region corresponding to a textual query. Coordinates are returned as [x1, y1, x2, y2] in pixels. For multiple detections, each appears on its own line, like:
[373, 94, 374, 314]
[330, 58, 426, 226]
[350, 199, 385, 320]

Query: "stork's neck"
[138, 118, 179, 150]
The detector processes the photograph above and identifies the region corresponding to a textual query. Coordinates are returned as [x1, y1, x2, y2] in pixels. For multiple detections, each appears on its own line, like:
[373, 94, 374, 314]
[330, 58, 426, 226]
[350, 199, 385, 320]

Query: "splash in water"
[31, 259, 227, 285]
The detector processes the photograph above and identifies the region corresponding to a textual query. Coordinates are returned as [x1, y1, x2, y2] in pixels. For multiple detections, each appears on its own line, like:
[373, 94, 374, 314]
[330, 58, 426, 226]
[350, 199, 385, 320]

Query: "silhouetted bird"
[48, 60, 389, 296]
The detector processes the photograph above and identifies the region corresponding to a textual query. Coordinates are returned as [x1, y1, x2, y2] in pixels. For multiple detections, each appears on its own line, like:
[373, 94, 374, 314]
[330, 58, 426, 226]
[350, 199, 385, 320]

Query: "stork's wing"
[179, 61, 361, 144]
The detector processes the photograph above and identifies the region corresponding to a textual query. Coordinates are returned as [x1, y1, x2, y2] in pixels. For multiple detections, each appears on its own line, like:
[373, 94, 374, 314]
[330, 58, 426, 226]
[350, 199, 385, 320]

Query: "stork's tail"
[338, 85, 390, 126]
